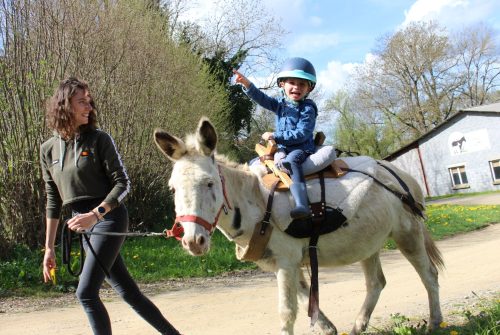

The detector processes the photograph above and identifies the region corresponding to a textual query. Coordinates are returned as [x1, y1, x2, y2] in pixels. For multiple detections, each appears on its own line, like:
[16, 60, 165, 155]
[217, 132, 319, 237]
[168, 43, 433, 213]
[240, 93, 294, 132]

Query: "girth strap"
[236, 180, 279, 262]
[343, 162, 424, 218]
[260, 180, 280, 235]
[307, 171, 324, 325]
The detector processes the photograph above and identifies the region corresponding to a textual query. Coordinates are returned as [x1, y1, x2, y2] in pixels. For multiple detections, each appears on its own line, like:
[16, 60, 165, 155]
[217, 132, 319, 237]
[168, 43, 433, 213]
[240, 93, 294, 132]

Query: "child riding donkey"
[233, 57, 318, 219]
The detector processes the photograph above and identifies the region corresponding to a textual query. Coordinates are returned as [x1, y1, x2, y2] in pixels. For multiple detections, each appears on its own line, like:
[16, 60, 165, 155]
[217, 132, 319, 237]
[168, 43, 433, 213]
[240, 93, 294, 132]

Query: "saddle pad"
[259, 156, 377, 232]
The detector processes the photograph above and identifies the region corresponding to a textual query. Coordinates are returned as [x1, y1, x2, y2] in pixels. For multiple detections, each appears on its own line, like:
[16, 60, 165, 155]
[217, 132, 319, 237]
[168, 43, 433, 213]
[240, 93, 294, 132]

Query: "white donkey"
[154, 117, 444, 335]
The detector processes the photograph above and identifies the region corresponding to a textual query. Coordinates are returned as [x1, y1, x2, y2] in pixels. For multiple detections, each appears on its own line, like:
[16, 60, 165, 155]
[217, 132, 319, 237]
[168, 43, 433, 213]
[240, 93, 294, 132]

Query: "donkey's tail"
[423, 225, 445, 272]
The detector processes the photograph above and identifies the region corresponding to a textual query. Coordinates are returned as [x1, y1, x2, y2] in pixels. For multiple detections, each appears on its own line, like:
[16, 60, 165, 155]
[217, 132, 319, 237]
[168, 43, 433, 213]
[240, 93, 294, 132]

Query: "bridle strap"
[175, 214, 213, 232]
[165, 222, 184, 241]
[167, 165, 232, 240]
[218, 165, 232, 210]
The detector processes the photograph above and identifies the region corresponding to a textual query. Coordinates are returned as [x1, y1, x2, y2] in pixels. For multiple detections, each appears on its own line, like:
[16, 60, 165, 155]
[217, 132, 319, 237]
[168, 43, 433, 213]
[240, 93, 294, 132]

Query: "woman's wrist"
[91, 210, 102, 222]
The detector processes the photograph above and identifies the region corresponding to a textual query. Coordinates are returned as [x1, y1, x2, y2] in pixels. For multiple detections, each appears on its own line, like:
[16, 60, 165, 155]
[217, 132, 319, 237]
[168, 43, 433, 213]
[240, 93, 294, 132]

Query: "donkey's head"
[154, 117, 226, 256]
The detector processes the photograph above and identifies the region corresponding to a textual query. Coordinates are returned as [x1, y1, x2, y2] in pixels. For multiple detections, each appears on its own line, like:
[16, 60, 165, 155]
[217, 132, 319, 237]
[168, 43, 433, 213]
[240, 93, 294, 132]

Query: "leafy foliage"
[0, 0, 227, 255]
[327, 21, 500, 156]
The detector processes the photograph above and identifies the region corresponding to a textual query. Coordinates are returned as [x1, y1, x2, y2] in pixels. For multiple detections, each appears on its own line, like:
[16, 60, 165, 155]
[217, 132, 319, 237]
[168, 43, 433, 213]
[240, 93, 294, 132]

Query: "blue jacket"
[245, 83, 317, 153]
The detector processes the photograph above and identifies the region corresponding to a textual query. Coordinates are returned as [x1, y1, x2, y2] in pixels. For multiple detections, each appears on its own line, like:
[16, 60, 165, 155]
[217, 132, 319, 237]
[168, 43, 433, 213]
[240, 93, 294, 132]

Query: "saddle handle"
[255, 139, 293, 188]
[258, 139, 277, 155]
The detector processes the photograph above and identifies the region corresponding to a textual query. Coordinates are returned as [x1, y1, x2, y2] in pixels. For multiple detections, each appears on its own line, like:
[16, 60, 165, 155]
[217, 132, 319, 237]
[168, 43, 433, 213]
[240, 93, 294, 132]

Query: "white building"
[384, 103, 500, 197]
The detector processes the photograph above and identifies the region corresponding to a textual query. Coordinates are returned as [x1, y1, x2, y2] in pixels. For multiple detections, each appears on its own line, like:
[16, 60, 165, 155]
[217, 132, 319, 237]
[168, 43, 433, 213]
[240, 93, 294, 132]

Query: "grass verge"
[1, 203, 499, 297]
[364, 294, 500, 335]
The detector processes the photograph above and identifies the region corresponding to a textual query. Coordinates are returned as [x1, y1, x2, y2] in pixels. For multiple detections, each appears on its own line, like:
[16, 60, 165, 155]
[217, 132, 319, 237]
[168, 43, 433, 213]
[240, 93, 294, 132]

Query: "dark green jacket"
[40, 129, 130, 219]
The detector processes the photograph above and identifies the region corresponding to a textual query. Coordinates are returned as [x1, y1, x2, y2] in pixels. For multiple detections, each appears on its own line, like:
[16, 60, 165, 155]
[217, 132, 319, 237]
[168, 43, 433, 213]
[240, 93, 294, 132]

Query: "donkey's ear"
[154, 129, 187, 161]
[196, 117, 217, 156]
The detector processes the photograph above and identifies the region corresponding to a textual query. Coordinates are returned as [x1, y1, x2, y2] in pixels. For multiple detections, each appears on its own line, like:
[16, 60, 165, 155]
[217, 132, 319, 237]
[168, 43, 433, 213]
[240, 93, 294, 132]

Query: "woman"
[41, 77, 181, 335]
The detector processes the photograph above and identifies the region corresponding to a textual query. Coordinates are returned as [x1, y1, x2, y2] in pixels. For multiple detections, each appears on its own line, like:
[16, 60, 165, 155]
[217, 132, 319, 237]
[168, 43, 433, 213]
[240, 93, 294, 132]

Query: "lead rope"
[61, 221, 111, 277]
[61, 221, 84, 276]
[61, 220, 170, 278]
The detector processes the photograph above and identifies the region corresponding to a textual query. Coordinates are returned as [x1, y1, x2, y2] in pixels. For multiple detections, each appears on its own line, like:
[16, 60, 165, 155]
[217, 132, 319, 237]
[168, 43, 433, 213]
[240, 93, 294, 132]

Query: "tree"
[355, 22, 461, 139]
[201, 50, 255, 159]
[325, 90, 400, 158]
[164, 0, 287, 160]
[0, 0, 227, 254]
[348, 21, 500, 153]
[163, 0, 286, 78]
[453, 23, 500, 107]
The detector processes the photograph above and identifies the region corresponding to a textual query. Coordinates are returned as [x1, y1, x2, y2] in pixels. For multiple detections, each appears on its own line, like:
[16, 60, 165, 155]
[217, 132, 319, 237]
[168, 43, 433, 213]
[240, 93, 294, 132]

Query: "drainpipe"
[417, 146, 430, 196]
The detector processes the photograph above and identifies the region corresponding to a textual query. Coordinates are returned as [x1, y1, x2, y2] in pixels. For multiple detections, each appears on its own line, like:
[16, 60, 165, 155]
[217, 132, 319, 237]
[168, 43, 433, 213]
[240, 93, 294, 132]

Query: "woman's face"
[70, 88, 93, 127]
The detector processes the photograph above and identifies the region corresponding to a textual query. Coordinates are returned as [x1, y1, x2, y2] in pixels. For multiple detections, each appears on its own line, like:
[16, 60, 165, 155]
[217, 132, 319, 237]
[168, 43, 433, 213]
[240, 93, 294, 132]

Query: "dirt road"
[1, 221, 499, 335]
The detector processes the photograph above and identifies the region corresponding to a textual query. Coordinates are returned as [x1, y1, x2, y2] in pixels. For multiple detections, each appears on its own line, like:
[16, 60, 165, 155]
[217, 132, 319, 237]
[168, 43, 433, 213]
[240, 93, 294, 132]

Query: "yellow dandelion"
[450, 330, 458, 335]
[50, 267, 57, 285]
[439, 321, 448, 328]
[133, 254, 139, 259]
[340, 333, 348, 335]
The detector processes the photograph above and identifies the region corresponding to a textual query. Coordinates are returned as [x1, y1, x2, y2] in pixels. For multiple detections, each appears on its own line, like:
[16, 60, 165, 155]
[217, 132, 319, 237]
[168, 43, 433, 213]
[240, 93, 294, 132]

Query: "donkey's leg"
[276, 266, 299, 335]
[297, 270, 338, 335]
[393, 225, 442, 332]
[351, 252, 386, 335]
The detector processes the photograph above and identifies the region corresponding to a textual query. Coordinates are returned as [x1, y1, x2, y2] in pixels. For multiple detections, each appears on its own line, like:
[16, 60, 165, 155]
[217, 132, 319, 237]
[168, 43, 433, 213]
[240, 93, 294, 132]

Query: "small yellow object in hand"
[50, 267, 57, 285]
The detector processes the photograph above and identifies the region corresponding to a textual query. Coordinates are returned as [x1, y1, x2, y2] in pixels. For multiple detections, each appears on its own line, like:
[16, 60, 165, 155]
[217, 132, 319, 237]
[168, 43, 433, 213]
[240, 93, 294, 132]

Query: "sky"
[181, 0, 500, 102]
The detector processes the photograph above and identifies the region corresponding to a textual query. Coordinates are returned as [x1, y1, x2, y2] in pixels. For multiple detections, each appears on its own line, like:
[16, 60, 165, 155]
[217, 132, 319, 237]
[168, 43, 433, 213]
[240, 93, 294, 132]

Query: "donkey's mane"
[183, 131, 252, 171]
[215, 154, 251, 171]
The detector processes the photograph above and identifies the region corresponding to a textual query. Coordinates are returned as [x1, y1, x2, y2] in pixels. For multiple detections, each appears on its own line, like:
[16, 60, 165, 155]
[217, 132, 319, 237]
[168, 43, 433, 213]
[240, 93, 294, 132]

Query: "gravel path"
[1, 193, 499, 334]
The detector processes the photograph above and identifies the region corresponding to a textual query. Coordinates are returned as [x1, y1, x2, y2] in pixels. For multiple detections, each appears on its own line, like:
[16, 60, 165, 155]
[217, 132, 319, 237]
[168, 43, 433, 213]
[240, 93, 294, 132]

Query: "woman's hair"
[46, 77, 97, 139]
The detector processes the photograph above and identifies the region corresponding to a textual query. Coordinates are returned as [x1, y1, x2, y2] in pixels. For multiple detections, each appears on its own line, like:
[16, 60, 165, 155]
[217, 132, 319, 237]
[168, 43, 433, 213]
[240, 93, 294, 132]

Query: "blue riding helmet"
[277, 57, 317, 90]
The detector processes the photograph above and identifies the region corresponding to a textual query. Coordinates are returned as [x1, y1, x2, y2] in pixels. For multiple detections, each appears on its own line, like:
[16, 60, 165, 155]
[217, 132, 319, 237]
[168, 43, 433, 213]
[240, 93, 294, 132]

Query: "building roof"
[384, 102, 500, 161]
[463, 102, 500, 112]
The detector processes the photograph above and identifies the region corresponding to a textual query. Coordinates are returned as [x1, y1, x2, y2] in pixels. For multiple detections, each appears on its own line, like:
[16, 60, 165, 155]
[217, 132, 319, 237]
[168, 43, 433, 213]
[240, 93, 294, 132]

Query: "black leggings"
[71, 201, 179, 335]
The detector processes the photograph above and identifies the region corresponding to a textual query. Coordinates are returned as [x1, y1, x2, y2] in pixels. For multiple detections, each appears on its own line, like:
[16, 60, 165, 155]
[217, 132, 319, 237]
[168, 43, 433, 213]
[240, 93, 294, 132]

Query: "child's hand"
[262, 132, 274, 141]
[232, 69, 250, 89]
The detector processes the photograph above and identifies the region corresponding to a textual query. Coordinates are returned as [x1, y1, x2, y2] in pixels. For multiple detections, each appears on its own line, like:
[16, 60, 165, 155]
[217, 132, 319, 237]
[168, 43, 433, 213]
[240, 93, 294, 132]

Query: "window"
[449, 165, 469, 189]
[490, 160, 500, 184]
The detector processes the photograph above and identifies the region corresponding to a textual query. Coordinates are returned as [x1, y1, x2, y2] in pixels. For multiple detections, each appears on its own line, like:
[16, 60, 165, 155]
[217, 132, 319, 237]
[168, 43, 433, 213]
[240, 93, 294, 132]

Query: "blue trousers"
[278, 149, 309, 183]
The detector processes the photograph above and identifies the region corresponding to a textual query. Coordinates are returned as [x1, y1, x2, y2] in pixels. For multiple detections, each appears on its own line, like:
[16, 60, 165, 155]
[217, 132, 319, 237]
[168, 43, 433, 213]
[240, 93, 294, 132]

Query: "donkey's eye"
[170, 187, 176, 194]
[207, 181, 214, 188]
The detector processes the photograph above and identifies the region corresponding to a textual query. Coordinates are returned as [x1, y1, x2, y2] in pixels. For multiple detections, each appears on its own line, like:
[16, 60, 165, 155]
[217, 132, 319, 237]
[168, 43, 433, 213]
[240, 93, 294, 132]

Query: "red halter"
[165, 166, 232, 241]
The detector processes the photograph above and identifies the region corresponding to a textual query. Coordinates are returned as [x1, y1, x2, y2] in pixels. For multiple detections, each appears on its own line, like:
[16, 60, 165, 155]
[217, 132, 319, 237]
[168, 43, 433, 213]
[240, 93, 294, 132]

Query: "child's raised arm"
[232, 69, 251, 89]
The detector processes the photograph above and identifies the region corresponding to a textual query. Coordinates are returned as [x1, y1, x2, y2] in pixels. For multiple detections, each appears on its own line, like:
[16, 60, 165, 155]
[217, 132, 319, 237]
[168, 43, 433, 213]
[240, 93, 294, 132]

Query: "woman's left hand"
[67, 212, 98, 231]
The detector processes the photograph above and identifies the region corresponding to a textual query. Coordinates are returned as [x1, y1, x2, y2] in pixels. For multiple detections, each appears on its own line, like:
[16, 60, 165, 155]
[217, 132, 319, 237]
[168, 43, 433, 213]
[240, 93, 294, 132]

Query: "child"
[234, 57, 318, 219]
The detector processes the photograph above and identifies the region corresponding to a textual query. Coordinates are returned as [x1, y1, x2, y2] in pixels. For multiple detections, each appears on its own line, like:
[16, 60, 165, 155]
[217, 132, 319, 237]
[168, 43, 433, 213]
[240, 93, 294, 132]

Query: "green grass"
[0, 231, 255, 297]
[425, 204, 500, 239]
[425, 190, 500, 202]
[363, 295, 500, 335]
[384, 203, 500, 249]
[1, 203, 499, 297]
[121, 231, 252, 281]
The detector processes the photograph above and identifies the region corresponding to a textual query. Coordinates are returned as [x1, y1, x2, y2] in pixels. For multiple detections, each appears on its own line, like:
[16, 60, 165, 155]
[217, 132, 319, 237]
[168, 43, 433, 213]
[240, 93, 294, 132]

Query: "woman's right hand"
[43, 248, 56, 283]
